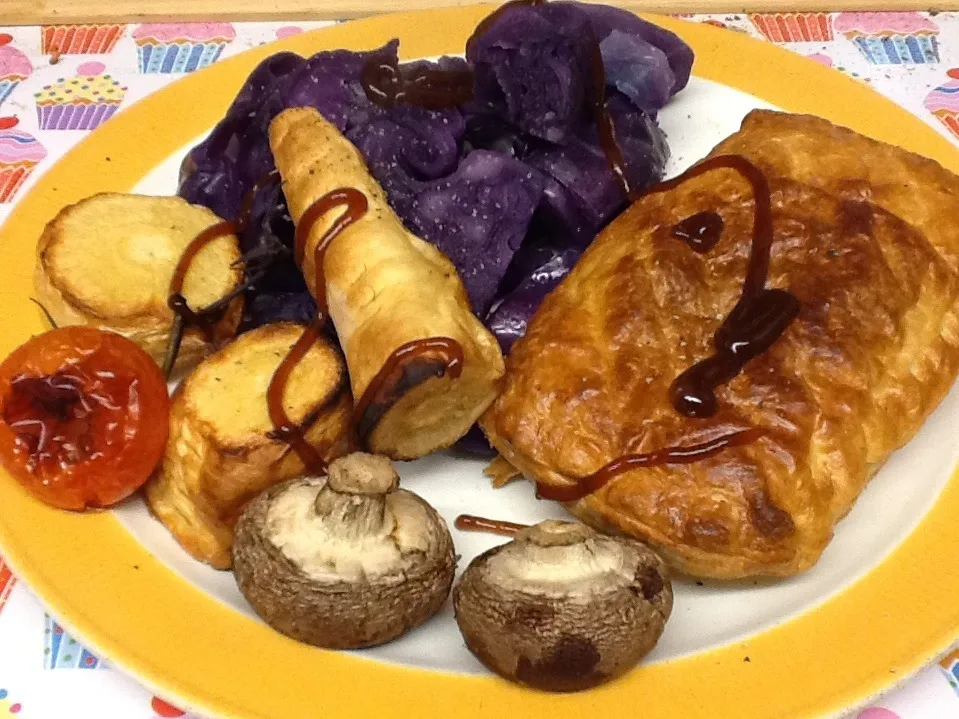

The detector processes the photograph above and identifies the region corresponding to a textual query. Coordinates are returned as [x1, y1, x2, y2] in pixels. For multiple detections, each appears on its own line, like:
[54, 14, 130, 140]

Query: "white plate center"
[115, 77, 959, 674]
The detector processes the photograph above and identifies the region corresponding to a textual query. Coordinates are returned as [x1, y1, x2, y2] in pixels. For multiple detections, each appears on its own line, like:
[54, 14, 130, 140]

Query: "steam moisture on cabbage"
[178, 1, 692, 339]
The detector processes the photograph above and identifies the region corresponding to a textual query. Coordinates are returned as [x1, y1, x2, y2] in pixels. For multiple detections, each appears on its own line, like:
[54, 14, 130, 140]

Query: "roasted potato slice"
[34, 192, 243, 370]
[145, 322, 353, 569]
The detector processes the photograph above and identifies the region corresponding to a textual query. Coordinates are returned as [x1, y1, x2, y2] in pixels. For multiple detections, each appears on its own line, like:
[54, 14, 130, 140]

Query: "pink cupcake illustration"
[35, 61, 126, 131]
[926, 68, 959, 140]
[749, 12, 833, 42]
[835, 12, 939, 64]
[857, 710, 902, 719]
[0, 35, 31, 107]
[0, 117, 45, 203]
[806, 52, 834, 67]
[275, 26, 303, 40]
[134, 23, 236, 73]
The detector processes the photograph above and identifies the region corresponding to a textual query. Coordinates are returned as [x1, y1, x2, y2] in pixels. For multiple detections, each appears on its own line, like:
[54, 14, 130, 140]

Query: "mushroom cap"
[453, 520, 672, 691]
[233, 472, 455, 649]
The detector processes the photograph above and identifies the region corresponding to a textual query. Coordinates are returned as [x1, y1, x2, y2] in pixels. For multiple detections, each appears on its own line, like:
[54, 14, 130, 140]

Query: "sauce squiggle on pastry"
[653, 155, 802, 418]
[671, 210, 724, 252]
[265, 318, 330, 474]
[293, 186, 369, 319]
[351, 337, 465, 444]
[536, 428, 762, 502]
[266, 187, 368, 473]
[271, 187, 467, 467]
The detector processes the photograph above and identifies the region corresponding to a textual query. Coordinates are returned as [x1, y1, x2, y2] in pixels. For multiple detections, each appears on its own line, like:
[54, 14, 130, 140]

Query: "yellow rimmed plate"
[1, 7, 959, 718]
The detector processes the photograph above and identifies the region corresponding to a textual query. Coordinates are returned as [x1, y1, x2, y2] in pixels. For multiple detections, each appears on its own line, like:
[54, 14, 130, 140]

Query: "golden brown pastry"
[484, 455, 522, 488]
[34, 193, 243, 370]
[146, 322, 352, 569]
[269, 107, 505, 460]
[712, 110, 959, 273]
[482, 112, 959, 578]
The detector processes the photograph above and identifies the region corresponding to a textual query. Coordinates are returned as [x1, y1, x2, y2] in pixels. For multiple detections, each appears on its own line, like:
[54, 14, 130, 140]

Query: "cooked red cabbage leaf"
[179, 2, 692, 338]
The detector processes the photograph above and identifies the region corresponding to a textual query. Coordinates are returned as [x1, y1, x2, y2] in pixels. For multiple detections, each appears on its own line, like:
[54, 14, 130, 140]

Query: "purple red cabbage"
[242, 292, 317, 332]
[178, 1, 693, 344]
[406, 151, 545, 314]
[466, 3, 595, 144]
[455, 424, 496, 456]
[487, 244, 582, 355]
[580, 3, 694, 97]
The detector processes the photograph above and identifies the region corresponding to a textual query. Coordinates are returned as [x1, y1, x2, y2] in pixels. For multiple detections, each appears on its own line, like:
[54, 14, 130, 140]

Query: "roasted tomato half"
[0, 327, 170, 510]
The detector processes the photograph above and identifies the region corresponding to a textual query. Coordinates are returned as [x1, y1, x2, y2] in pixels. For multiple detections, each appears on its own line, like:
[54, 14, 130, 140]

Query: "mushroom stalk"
[312, 453, 399, 539]
[518, 520, 592, 547]
[312, 488, 387, 538]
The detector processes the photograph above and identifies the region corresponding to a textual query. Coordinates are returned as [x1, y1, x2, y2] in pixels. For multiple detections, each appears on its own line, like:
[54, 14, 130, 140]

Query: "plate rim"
[1, 7, 958, 718]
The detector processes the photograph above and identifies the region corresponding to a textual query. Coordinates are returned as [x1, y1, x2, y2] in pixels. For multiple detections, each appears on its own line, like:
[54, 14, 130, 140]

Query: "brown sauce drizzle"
[169, 169, 280, 302]
[269, 188, 465, 466]
[672, 211, 724, 253]
[647, 155, 802, 418]
[361, 56, 474, 110]
[167, 222, 232, 339]
[351, 337, 464, 444]
[585, 29, 635, 201]
[455, 514, 528, 536]
[265, 187, 368, 473]
[265, 319, 329, 474]
[536, 428, 762, 502]
[526, 158, 780, 501]
[293, 187, 368, 319]
[162, 169, 281, 377]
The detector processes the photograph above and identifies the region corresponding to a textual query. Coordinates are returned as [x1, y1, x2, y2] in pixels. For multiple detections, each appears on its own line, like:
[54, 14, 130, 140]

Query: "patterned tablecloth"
[0, 11, 958, 719]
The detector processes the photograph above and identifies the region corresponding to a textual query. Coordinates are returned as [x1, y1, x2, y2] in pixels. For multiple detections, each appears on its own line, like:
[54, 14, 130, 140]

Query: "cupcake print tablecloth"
[1, 12, 959, 719]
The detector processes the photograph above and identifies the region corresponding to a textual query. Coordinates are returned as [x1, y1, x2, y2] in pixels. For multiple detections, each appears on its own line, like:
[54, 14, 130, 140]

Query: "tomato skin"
[0, 327, 170, 510]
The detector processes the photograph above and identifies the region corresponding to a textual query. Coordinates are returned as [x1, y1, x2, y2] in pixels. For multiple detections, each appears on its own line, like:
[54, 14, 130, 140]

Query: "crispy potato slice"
[34, 192, 243, 370]
[145, 322, 353, 569]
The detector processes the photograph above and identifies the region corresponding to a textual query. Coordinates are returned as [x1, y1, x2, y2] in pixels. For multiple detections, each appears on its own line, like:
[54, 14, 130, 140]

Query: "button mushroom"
[232, 452, 455, 649]
[453, 519, 672, 691]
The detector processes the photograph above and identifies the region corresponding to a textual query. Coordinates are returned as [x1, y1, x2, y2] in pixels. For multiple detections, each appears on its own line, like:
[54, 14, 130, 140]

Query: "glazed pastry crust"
[712, 110, 959, 274]
[269, 108, 505, 460]
[482, 111, 959, 578]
